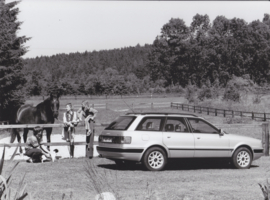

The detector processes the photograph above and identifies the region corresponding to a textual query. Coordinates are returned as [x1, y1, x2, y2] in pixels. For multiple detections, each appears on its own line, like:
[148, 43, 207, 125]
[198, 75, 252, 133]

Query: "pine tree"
[0, 0, 30, 121]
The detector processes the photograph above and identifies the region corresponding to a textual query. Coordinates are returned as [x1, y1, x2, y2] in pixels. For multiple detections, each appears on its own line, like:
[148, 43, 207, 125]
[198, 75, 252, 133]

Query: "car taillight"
[119, 136, 132, 144]
[99, 136, 132, 144]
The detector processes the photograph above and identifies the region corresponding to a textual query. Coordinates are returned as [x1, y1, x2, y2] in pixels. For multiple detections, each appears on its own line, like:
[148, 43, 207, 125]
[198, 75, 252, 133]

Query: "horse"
[10, 94, 60, 151]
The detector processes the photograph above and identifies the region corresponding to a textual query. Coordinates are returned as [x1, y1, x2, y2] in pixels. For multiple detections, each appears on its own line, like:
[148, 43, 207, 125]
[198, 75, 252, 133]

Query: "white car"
[97, 113, 264, 171]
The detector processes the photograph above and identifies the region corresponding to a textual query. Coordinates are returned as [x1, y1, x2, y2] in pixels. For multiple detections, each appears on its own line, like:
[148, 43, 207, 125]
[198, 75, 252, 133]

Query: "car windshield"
[105, 116, 136, 130]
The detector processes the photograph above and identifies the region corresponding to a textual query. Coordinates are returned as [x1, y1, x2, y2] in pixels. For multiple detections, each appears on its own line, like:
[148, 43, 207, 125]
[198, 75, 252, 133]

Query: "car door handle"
[167, 136, 171, 138]
[197, 137, 200, 139]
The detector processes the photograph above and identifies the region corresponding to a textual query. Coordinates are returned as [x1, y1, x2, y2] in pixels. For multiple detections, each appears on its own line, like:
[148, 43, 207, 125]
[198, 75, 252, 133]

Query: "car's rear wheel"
[232, 147, 252, 169]
[143, 147, 167, 171]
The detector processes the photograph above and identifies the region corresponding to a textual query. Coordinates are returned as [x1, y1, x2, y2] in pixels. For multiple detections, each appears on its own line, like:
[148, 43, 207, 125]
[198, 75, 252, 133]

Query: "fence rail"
[0, 141, 98, 147]
[0, 123, 108, 129]
[171, 102, 270, 121]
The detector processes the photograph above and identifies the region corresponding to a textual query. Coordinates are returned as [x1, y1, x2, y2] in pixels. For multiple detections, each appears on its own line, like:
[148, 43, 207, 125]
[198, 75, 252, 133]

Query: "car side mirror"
[219, 129, 224, 136]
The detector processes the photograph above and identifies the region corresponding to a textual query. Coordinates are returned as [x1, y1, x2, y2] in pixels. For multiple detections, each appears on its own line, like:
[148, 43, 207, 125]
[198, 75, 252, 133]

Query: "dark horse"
[10, 94, 59, 151]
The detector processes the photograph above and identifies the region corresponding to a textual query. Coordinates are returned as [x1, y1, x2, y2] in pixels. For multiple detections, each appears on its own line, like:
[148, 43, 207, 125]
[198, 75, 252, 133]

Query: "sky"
[5, 0, 270, 58]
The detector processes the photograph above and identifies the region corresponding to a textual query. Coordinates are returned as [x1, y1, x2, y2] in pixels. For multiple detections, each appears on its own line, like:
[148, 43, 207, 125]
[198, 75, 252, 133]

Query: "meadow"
[2, 95, 270, 200]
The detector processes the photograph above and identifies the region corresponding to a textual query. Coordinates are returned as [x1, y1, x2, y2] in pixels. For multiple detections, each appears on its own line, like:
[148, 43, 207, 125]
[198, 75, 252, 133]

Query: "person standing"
[77, 100, 98, 159]
[63, 103, 79, 158]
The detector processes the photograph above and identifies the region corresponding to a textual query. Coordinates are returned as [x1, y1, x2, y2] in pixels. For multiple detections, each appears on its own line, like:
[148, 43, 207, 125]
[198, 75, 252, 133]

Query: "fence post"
[188, 105, 189, 111]
[264, 113, 266, 121]
[92, 103, 94, 108]
[151, 103, 153, 109]
[232, 110, 234, 118]
[132, 103, 134, 110]
[182, 104, 184, 110]
[106, 103, 108, 110]
[200, 106, 202, 113]
[207, 107, 209, 115]
[252, 112, 254, 120]
[224, 110, 226, 117]
[215, 109, 217, 116]
[194, 106, 196, 113]
[262, 122, 269, 156]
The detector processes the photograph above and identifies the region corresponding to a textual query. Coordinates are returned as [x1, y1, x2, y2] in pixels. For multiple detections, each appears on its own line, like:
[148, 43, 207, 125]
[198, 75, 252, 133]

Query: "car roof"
[125, 112, 198, 117]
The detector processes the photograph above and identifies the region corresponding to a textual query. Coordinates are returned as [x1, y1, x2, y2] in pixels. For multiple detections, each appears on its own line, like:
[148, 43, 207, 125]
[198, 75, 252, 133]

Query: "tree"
[148, 18, 190, 87]
[0, 0, 30, 120]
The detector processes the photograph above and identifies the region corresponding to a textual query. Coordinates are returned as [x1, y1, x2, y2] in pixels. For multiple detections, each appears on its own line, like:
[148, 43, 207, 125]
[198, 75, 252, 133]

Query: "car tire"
[143, 147, 167, 171]
[232, 147, 252, 169]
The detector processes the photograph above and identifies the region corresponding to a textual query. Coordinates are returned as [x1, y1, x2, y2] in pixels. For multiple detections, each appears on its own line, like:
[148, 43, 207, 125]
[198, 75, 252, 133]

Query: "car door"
[162, 117, 195, 158]
[187, 118, 230, 157]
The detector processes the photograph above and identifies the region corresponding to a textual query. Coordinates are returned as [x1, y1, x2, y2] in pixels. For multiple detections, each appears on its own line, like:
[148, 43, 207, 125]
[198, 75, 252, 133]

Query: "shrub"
[185, 84, 197, 103]
[153, 86, 165, 94]
[223, 85, 241, 102]
[198, 86, 212, 101]
[253, 93, 262, 104]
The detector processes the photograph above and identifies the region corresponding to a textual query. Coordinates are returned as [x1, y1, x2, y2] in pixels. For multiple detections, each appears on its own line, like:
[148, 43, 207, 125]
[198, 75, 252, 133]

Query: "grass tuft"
[0, 145, 31, 200]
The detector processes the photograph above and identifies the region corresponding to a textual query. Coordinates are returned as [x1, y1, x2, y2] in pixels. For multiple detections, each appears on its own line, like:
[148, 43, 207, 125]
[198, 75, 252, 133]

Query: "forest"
[14, 13, 270, 98]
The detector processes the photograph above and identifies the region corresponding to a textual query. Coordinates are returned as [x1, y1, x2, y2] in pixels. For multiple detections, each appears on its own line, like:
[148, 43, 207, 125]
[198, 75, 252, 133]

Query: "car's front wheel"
[143, 147, 167, 171]
[232, 147, 252, 169]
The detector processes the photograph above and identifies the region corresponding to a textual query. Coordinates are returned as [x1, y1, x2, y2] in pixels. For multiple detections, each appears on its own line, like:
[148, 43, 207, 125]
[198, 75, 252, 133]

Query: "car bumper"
[253, 149, 264, 161]
[96, 146, 143, 161]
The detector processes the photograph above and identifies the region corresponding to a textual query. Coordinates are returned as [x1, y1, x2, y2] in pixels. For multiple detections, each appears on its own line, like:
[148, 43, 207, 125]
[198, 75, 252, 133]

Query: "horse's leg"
[46, 128, 52, 151]
[23, 128, 29, 143]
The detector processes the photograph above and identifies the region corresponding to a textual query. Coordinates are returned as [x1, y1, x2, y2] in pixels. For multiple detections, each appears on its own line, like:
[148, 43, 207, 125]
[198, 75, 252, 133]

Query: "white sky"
[5, 0, 270, 58]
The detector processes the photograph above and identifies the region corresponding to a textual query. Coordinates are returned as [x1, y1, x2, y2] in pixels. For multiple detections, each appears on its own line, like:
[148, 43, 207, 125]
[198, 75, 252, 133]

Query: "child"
[24, 126, 51, 163]
[77, 100, 98, 136]
[77, 100, 98, 158]
[63, 103, 79, 157]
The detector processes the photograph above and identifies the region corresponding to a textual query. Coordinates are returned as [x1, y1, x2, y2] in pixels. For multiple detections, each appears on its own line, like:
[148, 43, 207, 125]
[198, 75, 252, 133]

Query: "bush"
[185, 84, 197, 103]
[153, 86, 166, 94]
[223, 85, 241, 102]
[253, 94, 262, 104]
[198, 86, 212, 101]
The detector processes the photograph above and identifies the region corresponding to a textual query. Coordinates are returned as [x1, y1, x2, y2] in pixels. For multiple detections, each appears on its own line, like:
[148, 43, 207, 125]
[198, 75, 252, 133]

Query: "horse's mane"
[36, 97, 51, 108]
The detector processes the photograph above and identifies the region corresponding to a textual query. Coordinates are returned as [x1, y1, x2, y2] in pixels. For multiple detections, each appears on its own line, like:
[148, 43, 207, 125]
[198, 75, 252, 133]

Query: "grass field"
[3, 155, 270, 200]
[1, 96, 269, 200]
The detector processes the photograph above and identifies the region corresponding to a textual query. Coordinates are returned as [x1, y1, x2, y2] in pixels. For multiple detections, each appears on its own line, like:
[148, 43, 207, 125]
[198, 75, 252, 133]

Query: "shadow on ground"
[97, 158, 259, 171]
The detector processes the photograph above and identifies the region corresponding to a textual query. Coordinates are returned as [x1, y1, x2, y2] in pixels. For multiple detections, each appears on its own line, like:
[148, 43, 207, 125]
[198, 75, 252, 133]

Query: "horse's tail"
[10, 128, 18, 143]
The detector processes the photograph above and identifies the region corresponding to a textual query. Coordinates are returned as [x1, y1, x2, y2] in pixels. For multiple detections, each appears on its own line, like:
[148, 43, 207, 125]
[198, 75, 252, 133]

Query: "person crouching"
[24, 126, 51, 163]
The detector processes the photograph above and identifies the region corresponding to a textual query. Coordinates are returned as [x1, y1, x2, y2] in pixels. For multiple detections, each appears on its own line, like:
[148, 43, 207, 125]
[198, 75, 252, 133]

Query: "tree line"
[22, 13, 270, 97]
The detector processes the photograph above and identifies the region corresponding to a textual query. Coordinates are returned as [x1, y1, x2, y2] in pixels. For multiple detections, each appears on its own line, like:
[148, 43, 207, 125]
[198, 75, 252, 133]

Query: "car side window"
[136, 117, 164, 131]
[187, 118, 218, 134]
[163, 117, 189, 132]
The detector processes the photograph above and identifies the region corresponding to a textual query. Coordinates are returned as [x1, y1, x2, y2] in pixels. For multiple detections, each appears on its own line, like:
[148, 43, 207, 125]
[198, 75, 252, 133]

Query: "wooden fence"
[0, 124, 99, 158]
[171, 102, 270, 121]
